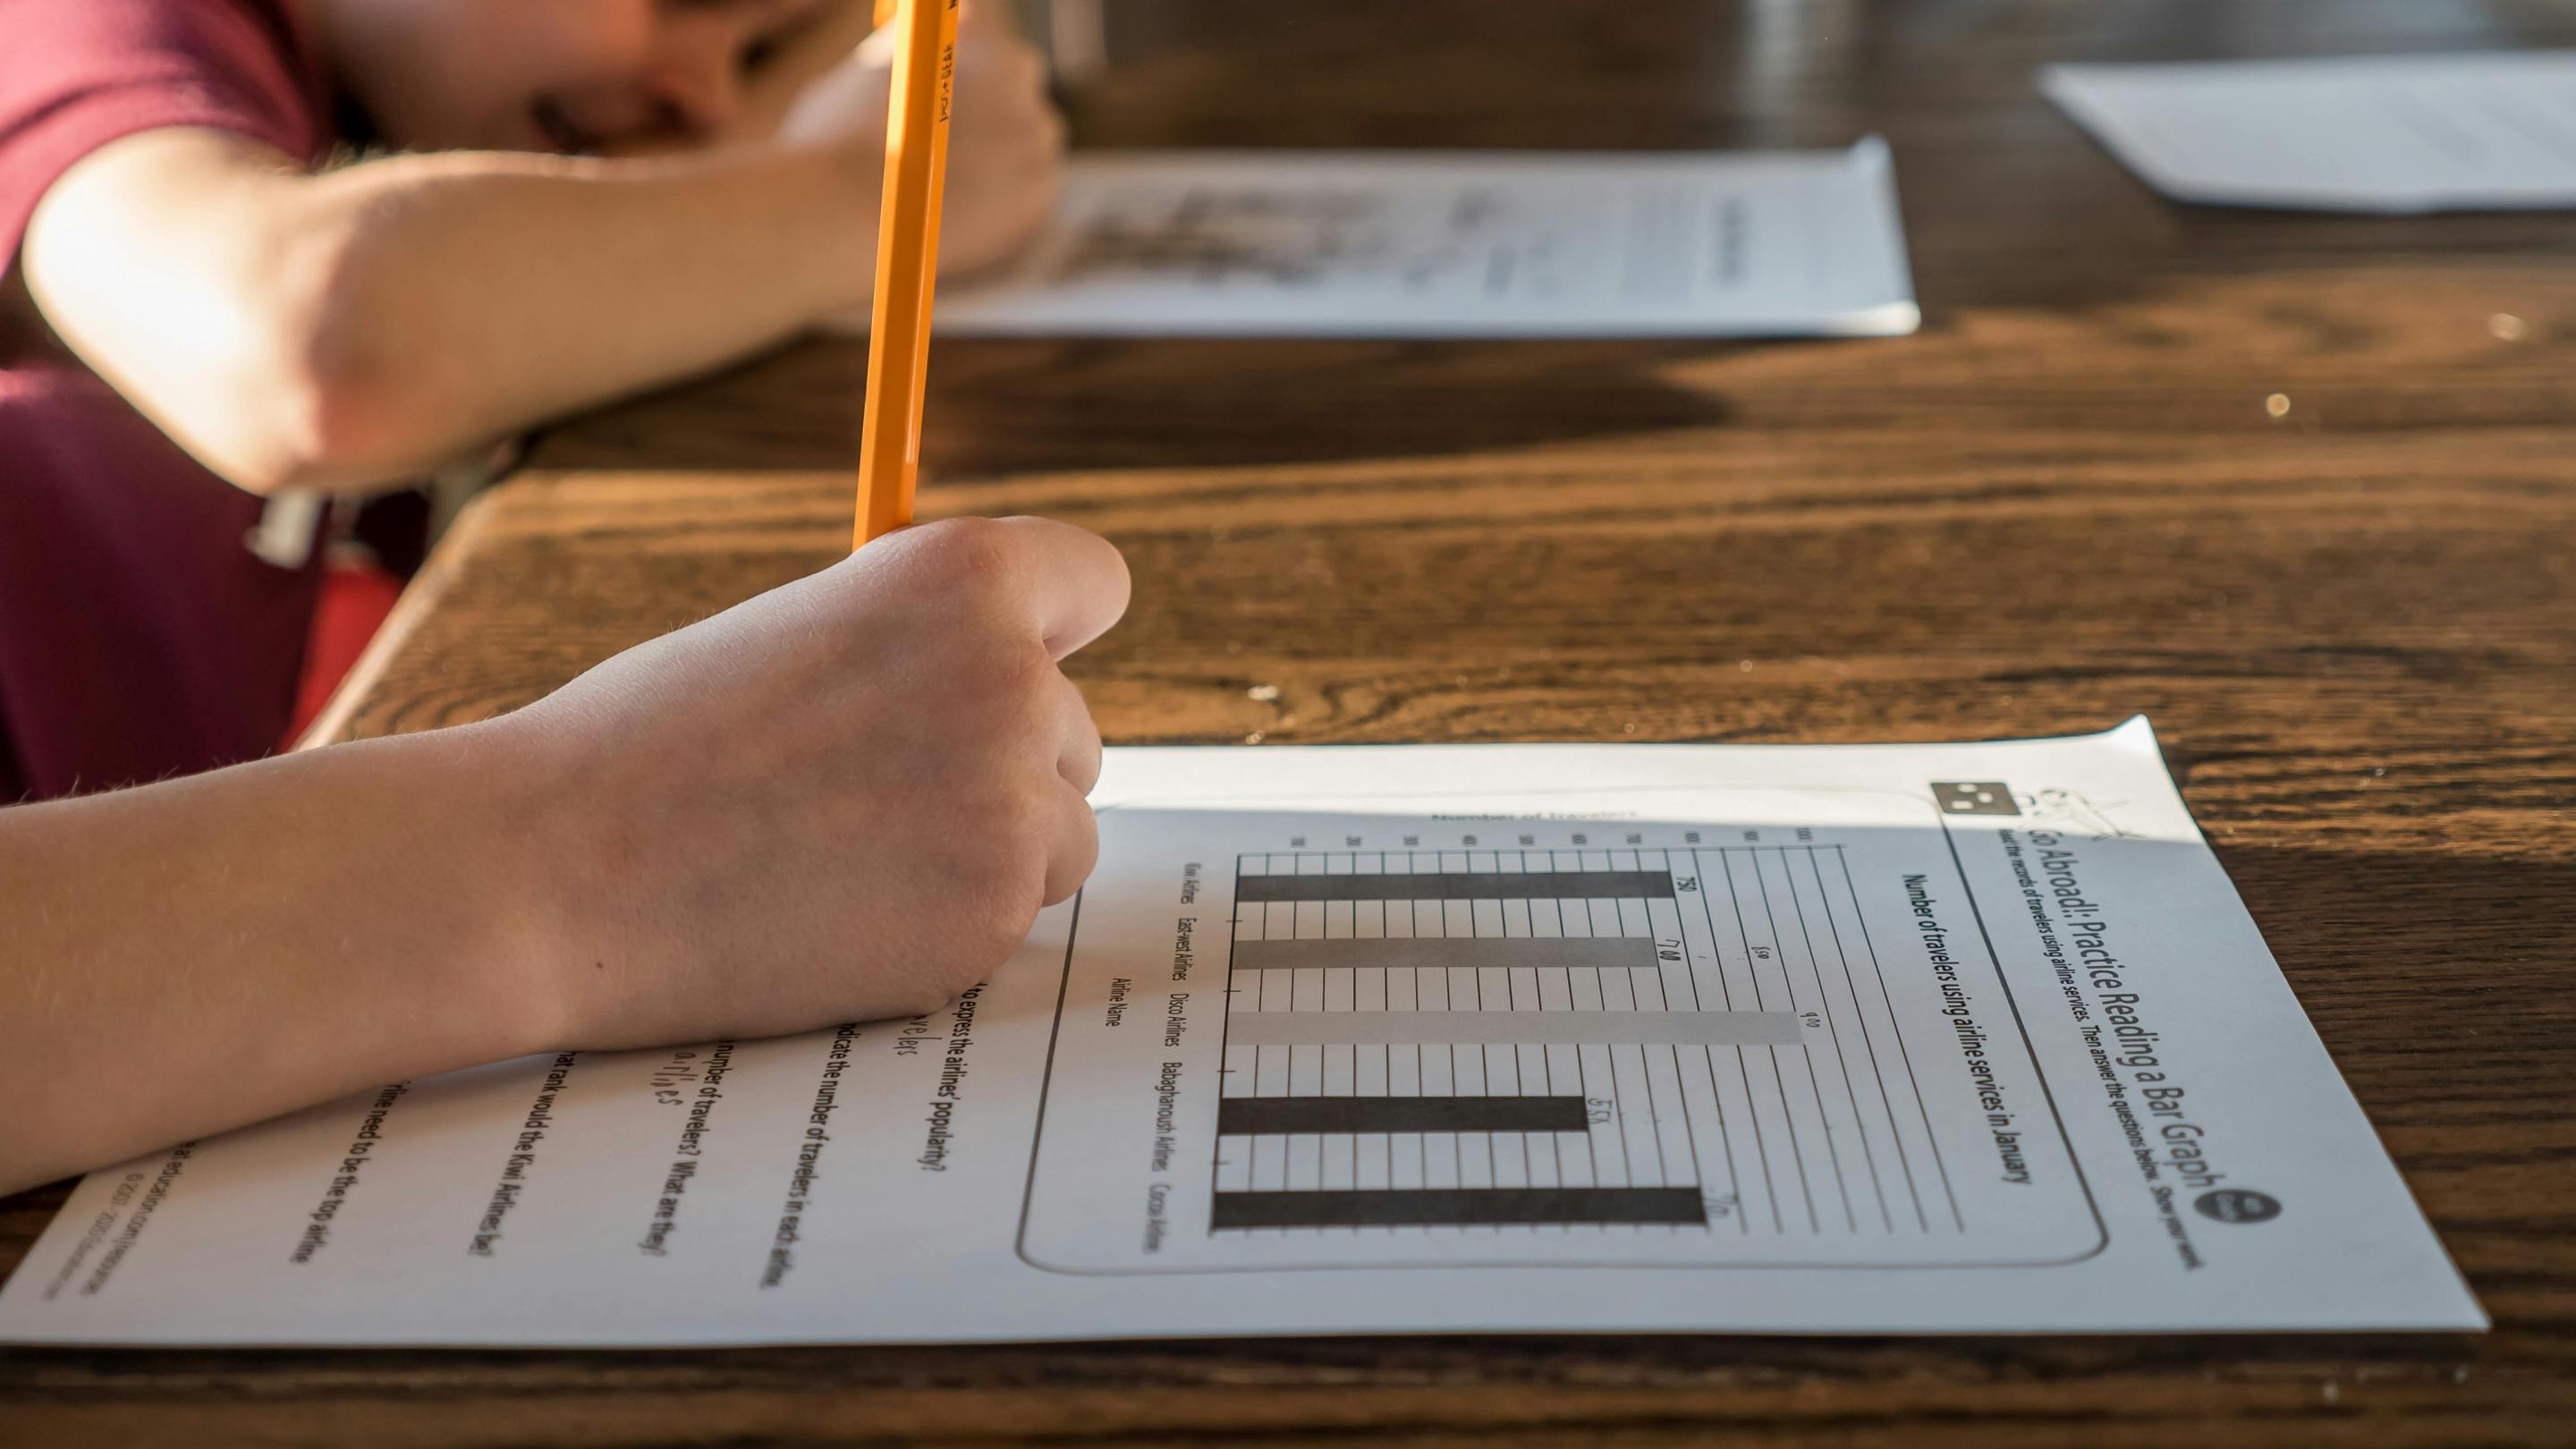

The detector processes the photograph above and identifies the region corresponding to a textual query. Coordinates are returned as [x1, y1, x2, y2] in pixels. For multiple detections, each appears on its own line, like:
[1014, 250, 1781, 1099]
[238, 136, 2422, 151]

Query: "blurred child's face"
[319, 0, 826, 153]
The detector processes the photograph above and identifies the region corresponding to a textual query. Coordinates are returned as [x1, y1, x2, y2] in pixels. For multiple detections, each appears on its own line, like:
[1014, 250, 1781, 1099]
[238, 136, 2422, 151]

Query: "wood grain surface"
[8, 2, 2575, 1445]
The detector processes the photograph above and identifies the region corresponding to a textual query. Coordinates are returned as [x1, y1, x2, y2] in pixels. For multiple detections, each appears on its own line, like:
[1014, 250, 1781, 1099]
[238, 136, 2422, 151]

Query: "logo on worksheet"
[1932, 781, 2018, 816]
[1931, 780, 2140, 839]
[2192, 1188, 2283, 1224]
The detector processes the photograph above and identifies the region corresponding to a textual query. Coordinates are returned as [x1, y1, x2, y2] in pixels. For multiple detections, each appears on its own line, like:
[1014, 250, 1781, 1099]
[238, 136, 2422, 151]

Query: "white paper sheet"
[826, 141, 1919, 338]
[2045, 52, 2576, 213]
[0, 721, 2481, 1344]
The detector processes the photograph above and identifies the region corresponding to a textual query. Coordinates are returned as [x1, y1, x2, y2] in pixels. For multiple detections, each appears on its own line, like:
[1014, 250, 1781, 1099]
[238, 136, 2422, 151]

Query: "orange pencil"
[853, 0, 961, 547]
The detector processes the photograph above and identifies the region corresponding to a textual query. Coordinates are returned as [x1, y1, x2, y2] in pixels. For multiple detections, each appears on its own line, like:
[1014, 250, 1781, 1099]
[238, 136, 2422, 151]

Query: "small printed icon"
[1933, 782, 2019, 817]
[2194, 1188, 2283, 1224]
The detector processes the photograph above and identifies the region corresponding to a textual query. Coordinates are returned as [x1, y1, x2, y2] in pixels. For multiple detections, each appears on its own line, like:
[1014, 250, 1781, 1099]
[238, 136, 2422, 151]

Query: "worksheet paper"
[826, 140, 1919, 338]
[2044, 52, 2576, 213]
[0, 721, 2481, 1344]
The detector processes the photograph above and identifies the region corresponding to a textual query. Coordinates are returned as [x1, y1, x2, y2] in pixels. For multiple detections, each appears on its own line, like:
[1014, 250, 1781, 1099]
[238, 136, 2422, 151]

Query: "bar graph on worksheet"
[1215, 844, 1957, 1242]
[1018, 808, 2105, 1275]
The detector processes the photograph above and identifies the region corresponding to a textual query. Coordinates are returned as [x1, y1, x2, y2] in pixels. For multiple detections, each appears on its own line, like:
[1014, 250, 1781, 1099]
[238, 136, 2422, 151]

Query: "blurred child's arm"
[15, 4, 1058, 497]
[0, 516, 1126, 1197]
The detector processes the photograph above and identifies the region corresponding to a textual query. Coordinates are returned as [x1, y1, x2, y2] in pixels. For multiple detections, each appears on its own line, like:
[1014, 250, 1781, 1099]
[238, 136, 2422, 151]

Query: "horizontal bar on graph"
[1216, 1095, 1590, 1136]
[1224, 1010, 1803, 1048]
[1231, 936, 1657, 974]
[1212, 1187, 1707, 1230]
[1236, 870, 1674, 903]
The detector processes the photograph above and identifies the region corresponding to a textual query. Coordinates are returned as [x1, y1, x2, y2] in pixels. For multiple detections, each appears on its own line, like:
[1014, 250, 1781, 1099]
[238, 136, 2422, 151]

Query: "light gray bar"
[1225, 1011, 1804, 1048]
[1232, 936, 1657, 974]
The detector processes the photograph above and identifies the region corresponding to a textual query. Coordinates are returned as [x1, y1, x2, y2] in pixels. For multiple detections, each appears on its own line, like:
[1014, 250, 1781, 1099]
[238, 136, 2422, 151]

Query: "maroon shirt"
[0, 0, 335, 798]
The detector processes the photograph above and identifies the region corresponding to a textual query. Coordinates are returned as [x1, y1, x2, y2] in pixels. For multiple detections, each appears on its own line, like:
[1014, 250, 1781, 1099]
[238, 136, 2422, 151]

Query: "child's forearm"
[0, 517, 1129, 1199]
[280, 143, 885, 489]
[27, 131, 882, 496]
[0, 725, 555, 1195]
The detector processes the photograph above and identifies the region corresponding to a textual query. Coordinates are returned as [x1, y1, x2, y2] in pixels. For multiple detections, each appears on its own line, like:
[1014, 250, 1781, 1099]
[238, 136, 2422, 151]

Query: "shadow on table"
[537, 335, 1743, 476]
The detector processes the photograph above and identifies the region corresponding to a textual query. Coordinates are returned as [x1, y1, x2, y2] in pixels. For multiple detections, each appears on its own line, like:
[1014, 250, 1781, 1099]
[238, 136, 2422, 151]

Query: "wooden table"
[8, 2, 2574, 1444]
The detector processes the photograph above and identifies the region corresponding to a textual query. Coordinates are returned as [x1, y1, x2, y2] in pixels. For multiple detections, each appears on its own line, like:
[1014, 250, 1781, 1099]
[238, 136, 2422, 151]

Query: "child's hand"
[492, 516, 1129, 1051]
[0, 515, 1126, 1191]
[780, 0, 1066, 276]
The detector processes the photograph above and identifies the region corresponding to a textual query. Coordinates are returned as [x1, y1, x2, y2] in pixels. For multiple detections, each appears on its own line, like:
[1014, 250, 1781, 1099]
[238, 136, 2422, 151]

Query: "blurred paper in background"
[2045, 52, 2576, 213]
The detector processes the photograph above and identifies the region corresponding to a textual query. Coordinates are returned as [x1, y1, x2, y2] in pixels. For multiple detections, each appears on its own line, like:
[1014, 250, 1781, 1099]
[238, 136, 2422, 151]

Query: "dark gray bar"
[1216, 1096, 1590, 1136]
[1237, 871, 1674, 903]
[1211, 1187, 1707, 1230]
[1231, 936, 1657, 974]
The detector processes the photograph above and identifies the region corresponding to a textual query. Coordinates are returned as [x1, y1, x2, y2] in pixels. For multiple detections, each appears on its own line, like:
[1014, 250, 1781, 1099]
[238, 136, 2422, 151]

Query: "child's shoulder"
[0, 0, 334, 277]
